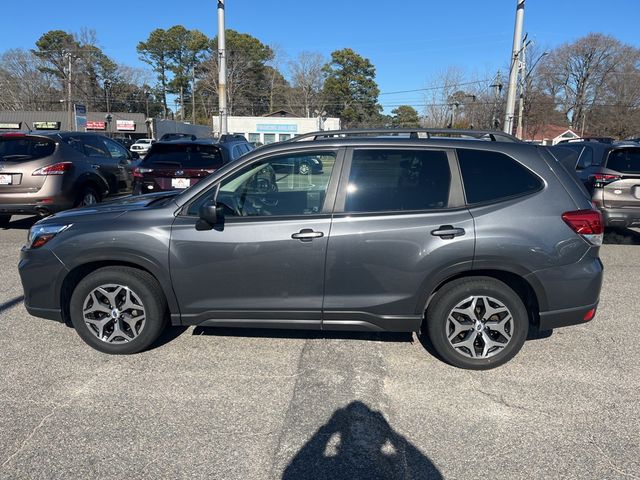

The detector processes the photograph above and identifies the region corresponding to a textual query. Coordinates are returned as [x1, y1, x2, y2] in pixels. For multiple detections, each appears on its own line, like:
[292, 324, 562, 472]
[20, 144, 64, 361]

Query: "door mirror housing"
[197, 201, 224, 230]
[130, 151, 140, 160]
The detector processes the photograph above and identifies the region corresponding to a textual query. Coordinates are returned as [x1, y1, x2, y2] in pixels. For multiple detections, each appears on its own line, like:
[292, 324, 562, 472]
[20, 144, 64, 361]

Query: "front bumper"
[18, 246, 68, 322]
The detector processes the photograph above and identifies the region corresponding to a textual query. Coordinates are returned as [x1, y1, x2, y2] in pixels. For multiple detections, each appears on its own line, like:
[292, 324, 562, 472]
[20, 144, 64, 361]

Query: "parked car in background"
[133, 135, 253, 195]
[551, 139, 640, 228]
[129, 138, 154, 157]
[0, 131, 136, 227]
[20, 128, 603, 370]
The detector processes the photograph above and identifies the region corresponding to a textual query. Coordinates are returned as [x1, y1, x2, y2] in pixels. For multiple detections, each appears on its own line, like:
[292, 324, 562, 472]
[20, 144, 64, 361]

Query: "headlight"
[27, 224, 72, 249]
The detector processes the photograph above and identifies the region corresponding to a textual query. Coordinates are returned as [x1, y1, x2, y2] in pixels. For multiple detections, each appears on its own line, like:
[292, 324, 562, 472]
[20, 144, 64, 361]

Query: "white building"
[212, 111, 340, 144]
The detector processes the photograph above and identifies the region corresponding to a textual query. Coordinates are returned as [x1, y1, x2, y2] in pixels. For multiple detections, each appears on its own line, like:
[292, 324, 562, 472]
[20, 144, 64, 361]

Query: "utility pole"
[217, 0, 228, 135]
[192, 66, 197, 124]
[490, 71, 503, 129]
[67, 52, 73, 131]
[504, 0, 525, 134]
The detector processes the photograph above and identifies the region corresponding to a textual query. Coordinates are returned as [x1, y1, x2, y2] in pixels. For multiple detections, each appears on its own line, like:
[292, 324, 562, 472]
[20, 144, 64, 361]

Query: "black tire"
[0, 214, 11, 228]
[74, 186, 101, 208]
[425, 277, 528, 370]
[69, 266, 167, 354]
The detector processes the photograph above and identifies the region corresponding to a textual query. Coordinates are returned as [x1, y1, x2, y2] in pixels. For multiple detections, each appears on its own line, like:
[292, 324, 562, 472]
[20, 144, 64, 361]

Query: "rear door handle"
[92, 164, 101, 169]
[431, 225, 465, 240]
[291, 229, 324, 242]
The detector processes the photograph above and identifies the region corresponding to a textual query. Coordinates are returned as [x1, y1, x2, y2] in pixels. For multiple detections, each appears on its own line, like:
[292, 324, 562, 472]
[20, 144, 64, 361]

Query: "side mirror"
[197, 201, 224, 230]
[130, 151, 140, 160]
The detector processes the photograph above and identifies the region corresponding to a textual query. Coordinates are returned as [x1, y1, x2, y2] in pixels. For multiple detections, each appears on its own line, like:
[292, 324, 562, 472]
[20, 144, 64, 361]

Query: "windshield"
[607, 148, 640, 174]
[142, 143, 223, 169]
[0, 136, 55, 162]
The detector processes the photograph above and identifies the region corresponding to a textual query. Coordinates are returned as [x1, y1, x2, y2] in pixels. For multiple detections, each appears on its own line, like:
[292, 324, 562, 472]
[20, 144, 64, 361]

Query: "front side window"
[188, 151, 336, 217]
[458, 149, 543, 205]
[103, 138, 129, 160]
[83, 135, 110, 158]
[345, 149, 451, 213]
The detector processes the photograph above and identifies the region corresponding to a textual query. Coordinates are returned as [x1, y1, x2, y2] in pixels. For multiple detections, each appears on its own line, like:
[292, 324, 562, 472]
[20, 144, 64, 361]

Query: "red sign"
[86, 121, 106, 130]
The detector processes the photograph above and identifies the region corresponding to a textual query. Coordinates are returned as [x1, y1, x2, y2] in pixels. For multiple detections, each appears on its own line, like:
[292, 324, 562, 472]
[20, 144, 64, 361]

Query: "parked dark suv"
[553, 139, 640, 227]
[19, 129, 603, 369]
[133, 135, 253, 195]
[0, 131, 137, 227]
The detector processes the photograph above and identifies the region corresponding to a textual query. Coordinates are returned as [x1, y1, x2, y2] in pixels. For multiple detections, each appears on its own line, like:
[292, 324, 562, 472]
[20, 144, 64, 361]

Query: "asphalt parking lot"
[1, 217, 639, 480]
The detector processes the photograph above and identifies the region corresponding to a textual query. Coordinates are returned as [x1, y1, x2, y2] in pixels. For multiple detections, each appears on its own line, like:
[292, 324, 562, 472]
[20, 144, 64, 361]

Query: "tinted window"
[0, 137, 55, 161]
[577, 146, 593, 170]
[188, 151, 336, 217]
[606, 149, 640, 174]
[83, 136, 110, 158]
[142, 144, 223, 169]
[103, 138, 129, 159]
[345, 149, 451, 213]
[458, 149, 543, 204]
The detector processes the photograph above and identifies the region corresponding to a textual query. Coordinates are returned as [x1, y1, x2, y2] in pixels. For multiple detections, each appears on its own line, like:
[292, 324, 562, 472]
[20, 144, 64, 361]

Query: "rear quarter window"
[0, 136, 55, 161]
[606, 149, 640, 174]
[457, 149, 543, 205]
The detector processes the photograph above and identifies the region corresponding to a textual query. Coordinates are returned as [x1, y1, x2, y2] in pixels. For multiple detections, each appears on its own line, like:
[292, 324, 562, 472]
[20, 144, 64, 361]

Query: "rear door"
[322, 147, 474, 331]
[81, 135, 119, 195]
[602, 148, 640, 208]
[0, 134, 56, 194]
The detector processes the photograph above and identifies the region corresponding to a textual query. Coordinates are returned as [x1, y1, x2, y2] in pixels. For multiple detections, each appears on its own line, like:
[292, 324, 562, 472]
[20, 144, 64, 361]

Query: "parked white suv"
[130, 139, 154, 157]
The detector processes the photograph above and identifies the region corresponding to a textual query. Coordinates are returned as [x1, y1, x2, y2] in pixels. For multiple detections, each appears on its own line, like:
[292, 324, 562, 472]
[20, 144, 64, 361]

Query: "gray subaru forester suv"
[18, 129, 604, 369]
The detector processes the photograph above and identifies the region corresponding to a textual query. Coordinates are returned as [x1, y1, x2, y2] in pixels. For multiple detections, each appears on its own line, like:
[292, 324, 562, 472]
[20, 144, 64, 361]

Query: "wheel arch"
[60, 260, 181, 327]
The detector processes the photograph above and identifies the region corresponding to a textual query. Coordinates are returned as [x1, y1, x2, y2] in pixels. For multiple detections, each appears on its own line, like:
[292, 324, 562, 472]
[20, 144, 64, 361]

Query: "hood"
[39, 191, 180, 225]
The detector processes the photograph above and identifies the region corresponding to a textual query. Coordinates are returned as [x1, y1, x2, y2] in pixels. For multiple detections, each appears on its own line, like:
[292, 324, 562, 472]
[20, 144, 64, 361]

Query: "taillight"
[588, 173, 620, 187]
[133, 167, 153, 178]
[32, 162, 72, 176]
[562, 209, 604, 246]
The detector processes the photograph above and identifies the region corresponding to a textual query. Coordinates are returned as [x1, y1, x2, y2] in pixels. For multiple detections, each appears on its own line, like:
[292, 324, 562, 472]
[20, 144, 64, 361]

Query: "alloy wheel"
[82, 284, 146, 343]
[446, 295, 514, 359]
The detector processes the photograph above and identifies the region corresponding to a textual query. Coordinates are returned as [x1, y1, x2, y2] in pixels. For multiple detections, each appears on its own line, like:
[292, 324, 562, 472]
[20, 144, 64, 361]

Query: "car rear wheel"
[298, 161, 311, 175]
[0, 214, 11, 228]
[69, 267, 167, 354]
[425, 277, 528, 370]
[75, 186, 101, 207]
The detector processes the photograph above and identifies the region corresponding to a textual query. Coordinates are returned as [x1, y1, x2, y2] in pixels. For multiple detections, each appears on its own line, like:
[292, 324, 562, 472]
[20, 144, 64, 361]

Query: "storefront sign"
[256, 123, 298, 133]
[33, 121, 61, 130]
[116, 120, 136, 131]
[86, 121, 106, 130]
[0, 122, 21, 129]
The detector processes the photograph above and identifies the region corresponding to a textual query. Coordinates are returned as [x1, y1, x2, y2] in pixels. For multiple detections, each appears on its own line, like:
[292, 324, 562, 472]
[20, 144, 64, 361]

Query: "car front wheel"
[69, 266, 167, 354]
[0, 214, 11, 228]
[425, 277, 528, 369]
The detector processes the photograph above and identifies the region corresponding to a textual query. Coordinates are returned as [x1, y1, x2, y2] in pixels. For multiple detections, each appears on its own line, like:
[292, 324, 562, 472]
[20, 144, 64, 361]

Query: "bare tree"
[0, 49, 59, 111]
[287, 51, 326, 117]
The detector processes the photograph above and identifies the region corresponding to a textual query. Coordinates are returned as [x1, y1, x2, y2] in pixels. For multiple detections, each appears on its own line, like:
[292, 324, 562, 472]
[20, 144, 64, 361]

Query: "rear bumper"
[600, 207, 640, 227]
[538, 301, 599, 330]
[0, 202, 71, 215]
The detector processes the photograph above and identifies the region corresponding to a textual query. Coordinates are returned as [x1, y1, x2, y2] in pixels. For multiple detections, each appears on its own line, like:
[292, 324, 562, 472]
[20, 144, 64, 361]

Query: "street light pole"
[217, 0, 228, 135]
[504, 0, 525, 134]
[67, 52, 73, 131]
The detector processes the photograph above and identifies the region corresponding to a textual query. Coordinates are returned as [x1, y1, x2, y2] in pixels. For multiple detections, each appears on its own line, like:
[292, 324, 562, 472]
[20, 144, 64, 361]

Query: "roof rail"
[288, 128, 522, 143]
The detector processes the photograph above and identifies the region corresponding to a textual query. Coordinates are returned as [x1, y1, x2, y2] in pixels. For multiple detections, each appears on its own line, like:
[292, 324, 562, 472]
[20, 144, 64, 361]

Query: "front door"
[169, 148, 342, 327]
[322, 147, 475, 331]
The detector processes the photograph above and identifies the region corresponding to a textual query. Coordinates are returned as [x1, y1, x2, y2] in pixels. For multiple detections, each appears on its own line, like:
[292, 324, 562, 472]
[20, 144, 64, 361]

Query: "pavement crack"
[589, 435, 640, 479]
[476, 389, 553, 419]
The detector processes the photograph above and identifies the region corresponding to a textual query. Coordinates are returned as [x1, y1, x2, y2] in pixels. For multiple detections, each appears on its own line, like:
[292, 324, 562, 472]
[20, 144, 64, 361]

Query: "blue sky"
[1, 0, 638, 111]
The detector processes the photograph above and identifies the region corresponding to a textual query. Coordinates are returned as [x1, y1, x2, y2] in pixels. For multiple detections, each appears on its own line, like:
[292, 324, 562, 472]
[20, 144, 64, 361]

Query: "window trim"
[455, 148, 546, 207]
[332, 146, 464, 215]
[179, 147, 345, 221]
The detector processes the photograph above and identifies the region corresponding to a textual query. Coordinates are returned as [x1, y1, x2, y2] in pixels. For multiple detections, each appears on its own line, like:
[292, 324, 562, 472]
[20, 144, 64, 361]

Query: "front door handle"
[92, 164, 101, 169]
[291, 229, 324, 242]
[431, 225, 465, 240]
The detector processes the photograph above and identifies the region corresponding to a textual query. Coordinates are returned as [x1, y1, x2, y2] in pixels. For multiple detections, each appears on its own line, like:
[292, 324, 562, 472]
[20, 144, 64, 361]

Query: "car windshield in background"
[607, 148, 640, 174]
[142, 144, 223, 169]
[0, 137, 55, 162]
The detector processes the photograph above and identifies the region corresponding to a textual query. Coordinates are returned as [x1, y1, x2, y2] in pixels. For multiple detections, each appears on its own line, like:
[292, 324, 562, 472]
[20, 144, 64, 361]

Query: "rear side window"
[142, 143, 223, 169]
[457, 149, 543, 205]
[606, 149, 640, 174]
[345, 149, 451, 213]
[0, 137, 55, 161]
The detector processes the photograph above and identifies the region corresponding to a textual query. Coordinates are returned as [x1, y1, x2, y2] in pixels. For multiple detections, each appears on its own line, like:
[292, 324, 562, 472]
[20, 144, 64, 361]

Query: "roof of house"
[526, 124, 579, 141]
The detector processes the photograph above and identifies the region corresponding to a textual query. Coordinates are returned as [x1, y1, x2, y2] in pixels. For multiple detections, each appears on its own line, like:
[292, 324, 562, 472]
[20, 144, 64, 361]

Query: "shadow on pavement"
[1, 215, 39, 231]
[282, 400, 442, 480]
[191, 326, 413, 344]
[148, 325, 190, 351]
[0, 295, 25, 314]
[604, 227, 640, 245]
